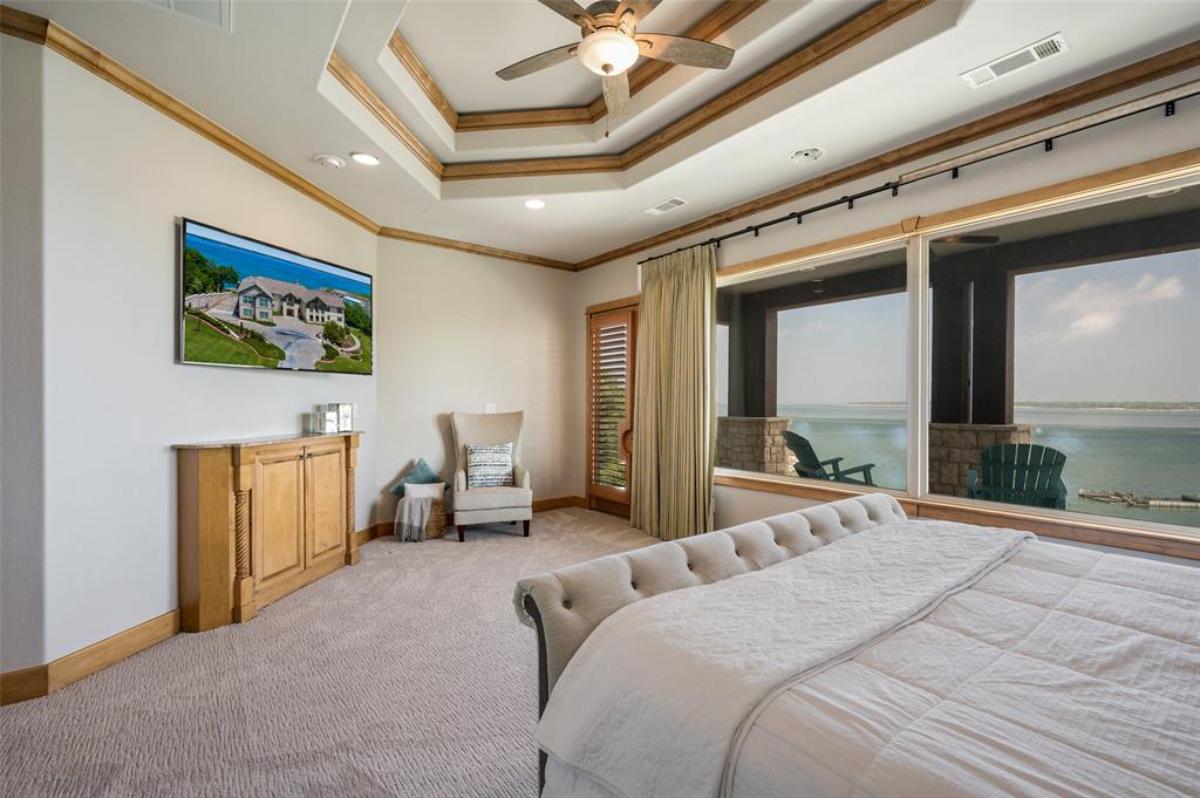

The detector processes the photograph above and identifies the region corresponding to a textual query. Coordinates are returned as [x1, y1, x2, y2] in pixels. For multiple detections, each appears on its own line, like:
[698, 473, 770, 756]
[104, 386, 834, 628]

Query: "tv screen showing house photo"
[179, 219, 373, 375]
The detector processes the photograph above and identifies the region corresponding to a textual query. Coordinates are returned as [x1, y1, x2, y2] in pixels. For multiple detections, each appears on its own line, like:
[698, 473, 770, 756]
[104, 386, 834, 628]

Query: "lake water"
[729, 404, 1200, 531]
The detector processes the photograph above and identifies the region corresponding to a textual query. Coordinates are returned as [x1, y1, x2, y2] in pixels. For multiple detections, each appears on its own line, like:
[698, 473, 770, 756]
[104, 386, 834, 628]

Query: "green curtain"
[630, 244, 717, 540]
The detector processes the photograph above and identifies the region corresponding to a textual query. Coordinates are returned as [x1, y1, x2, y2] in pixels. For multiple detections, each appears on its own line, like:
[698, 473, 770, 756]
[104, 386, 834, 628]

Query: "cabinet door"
[254, 444, 306, 590]
[305, 441, 346, 568]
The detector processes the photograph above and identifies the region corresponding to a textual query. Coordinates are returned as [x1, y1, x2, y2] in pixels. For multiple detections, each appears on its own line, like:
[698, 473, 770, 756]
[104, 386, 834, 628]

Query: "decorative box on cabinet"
[175, 432, 361, 632]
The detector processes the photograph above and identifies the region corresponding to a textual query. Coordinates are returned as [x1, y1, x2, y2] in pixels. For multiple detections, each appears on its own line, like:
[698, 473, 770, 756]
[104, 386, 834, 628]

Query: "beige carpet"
[1, 509, 653, 797]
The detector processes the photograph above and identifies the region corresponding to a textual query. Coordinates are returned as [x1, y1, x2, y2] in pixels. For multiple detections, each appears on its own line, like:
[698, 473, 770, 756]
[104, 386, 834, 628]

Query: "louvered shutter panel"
[588, 309, 634, 497]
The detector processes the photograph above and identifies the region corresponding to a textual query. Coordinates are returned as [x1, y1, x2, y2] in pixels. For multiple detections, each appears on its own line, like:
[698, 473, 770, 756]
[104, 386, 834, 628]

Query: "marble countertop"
[173, 430, 363, 450]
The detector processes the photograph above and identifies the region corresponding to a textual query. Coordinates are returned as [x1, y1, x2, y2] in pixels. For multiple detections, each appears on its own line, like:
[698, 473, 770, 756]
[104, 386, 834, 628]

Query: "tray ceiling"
[7, 0, 1200, 266]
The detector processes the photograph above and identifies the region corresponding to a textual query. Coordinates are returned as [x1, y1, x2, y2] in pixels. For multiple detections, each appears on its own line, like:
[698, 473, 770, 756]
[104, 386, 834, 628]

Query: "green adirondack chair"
[967, 443, 1068, 509]
[782, 430, 876, 486]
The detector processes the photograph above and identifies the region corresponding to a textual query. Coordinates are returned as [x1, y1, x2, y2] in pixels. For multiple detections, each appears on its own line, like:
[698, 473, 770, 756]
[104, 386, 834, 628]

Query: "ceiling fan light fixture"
[577, 29, 639, 76]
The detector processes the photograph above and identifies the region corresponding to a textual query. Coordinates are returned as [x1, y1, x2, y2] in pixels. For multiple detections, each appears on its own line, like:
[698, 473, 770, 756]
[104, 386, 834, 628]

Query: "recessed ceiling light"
[350, 152, 381, 166]
[1146, 186, 1181, 199]
[313, 153, 346, 170]
[525, 198, 546, 210]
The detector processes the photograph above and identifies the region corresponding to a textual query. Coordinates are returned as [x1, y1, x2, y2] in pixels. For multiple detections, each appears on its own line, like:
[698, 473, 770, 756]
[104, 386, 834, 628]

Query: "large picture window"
[715, 248, 908, 490]
[926, 183, 1200, 531]
[711, 176, 1200, 544]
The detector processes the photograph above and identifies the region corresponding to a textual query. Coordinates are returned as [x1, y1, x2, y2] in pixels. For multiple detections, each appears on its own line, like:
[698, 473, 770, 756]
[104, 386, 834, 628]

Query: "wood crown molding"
[0, 5, 568, 272]
[378, 227, 575, 270]
[5, 6, 1197, 274]
[331, 2, 925, 182]
[574, 38, 1200, 269]
[441, 1, 931, 180]
[326, 50, 445, 179]
[429, 1, 767, 131]
[714, 474, 1200, 561]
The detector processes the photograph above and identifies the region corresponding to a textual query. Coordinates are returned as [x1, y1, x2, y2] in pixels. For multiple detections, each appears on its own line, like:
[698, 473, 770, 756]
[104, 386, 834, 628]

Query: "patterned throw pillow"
[466, 442, 514, 488]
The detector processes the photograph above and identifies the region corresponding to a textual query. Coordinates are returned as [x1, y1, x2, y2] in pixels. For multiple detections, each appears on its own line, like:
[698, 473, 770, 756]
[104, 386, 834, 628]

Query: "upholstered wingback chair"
[450, 411, 532, 542]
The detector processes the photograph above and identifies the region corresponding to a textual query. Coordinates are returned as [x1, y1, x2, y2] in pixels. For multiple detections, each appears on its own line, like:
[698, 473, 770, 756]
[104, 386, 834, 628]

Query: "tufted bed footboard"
[513, 492, 908, 791]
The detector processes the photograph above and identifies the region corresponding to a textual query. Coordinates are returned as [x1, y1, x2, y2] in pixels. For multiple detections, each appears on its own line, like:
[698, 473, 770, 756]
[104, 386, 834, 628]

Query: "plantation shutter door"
[587, 307, 636, 511]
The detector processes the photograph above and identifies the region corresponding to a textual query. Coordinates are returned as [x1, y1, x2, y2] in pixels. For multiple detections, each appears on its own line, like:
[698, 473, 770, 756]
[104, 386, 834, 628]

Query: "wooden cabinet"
[176, 432, 360, 632]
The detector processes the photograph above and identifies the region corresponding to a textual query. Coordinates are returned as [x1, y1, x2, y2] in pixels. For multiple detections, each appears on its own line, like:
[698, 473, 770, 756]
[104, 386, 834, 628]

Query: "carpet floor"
[1, 509, 653, 798]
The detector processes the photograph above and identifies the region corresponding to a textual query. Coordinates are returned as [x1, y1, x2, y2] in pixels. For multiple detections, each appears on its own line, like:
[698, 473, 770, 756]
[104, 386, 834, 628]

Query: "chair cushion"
[455, 486, 532, 512]
[466, 442, 515, 488]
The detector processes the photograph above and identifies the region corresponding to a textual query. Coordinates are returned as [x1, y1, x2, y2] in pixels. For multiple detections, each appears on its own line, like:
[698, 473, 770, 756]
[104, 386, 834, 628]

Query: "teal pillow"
[390, 458, 443, 497]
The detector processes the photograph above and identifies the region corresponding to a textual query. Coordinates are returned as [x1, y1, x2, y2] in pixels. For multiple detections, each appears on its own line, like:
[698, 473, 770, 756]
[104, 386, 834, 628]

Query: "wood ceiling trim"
[573, 38, 1200, 269]
[445, 0, 767, 132]
[441, 154, 625, 180]
[0, 6, 571, 272]
[15, 6, 382, 233]
[388, 30, 459, 130]
[455, 106, 595, 131]
[378, 227, 575, 270]
[619, 0, 931, 171]
[326, 50, 444, 179]
[437, 1, 929, 182]
[0, 3, 48, 41]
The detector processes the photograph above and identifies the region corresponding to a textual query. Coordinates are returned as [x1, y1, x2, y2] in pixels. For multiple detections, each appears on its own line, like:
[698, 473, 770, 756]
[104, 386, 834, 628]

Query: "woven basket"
[425, 498, 446, 539]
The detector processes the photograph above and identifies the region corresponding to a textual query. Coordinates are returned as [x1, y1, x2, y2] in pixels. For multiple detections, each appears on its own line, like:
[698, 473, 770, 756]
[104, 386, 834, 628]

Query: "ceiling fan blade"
[602, 71, 631, 119]
[496, 43, 578, 81]
[636, 33, 734, 69]
[537, 0, 596, 27]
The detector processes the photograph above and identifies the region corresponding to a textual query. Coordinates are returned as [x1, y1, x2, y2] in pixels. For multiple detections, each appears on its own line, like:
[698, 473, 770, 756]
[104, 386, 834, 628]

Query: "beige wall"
[566, 66, 1200, 514]
[5, 33, 1199, 673]
[29, 50, 380, 665]
[373, 240, 581, 521]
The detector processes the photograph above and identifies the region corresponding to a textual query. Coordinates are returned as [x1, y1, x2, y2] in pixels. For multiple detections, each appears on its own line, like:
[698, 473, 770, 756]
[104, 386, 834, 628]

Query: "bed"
[514, 494, 1199, 798]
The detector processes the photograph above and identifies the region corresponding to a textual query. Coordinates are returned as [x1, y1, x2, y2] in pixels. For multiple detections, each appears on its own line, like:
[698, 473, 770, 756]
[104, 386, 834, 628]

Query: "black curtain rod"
[637, 91, 1198, 266]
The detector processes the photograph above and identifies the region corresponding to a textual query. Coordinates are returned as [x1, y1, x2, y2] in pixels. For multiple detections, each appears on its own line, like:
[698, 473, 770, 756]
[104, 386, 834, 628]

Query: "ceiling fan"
[495, 0, 735, 120]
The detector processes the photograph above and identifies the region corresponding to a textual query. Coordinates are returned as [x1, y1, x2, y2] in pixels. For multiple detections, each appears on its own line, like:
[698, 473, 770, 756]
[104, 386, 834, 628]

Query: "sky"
[716, 248, 1198, 406]
[186, 221, 371, 293]
[1014, 249, 1198, 402]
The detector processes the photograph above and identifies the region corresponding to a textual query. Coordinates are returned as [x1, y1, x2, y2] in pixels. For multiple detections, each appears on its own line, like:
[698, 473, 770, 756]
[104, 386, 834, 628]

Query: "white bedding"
[538, 521, 1200, 798]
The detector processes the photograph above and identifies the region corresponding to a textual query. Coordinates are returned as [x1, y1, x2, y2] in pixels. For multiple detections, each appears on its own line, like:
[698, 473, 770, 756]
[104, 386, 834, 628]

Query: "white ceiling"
[398, 0, 728, 111]
[11, 0, 1200, 264]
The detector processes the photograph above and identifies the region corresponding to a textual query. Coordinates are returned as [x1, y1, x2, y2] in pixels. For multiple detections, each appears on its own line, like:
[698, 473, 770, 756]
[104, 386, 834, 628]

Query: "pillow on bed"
[466, 442, 514, 488]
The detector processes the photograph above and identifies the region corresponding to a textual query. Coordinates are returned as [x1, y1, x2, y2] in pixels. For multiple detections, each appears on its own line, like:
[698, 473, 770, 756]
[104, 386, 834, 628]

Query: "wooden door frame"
[586, 295, 640, 516]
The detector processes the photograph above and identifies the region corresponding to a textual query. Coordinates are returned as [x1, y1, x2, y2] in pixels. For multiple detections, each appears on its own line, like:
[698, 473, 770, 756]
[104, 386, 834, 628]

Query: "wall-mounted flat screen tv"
[178, 218, 373, 375]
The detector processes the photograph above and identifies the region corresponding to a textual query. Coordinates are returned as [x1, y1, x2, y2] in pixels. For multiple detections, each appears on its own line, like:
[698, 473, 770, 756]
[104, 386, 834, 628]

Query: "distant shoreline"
[820, 401, 1200, 411]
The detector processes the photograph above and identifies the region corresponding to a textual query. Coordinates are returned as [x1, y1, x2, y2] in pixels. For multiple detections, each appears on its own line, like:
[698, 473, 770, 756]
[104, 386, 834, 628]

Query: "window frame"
[712, 164, 1200, 557]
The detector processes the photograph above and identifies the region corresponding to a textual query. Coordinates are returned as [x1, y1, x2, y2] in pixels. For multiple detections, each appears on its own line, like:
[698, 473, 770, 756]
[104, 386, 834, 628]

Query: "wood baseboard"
[1, 610, 179, 706]
[352, 522, 391, 548]
[1, 501, 588, 705]
[0, 664, 50, 706]
[533, 496, 587, 512]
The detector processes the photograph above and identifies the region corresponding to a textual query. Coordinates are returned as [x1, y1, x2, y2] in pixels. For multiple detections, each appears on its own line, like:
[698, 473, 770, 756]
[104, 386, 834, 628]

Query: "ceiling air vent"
[140, 0, 232, 32]
[960, 33, 1067, 90]
[644, 197, 688, 216]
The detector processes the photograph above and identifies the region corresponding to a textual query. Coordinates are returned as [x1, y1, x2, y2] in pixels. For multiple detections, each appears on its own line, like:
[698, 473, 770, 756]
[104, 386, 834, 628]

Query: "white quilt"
[536, 520, 1033, 798]
[538, 521, 1200, 798]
